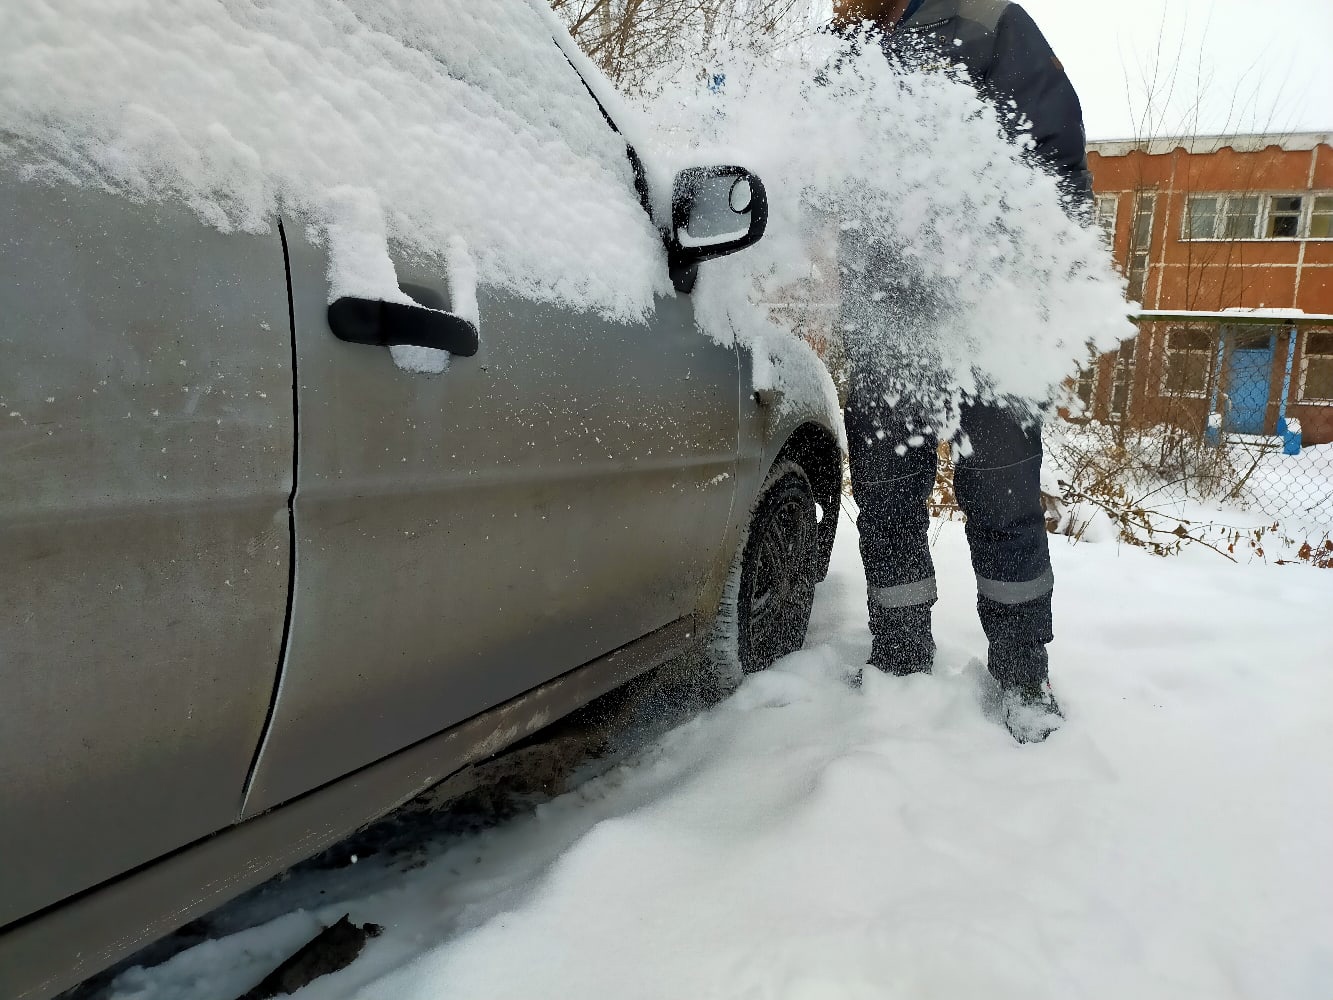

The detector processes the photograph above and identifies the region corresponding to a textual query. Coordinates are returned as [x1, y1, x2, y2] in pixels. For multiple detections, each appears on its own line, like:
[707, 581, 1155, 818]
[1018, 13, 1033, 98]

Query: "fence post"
[1206, 327, 1226, 447]
[1277, 323, 1302, 455]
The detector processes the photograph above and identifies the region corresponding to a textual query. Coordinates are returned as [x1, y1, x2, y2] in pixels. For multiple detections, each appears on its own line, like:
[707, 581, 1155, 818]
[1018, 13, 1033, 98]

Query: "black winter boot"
[999, 678, 1064, 744]
[867, 602, 935, 676]
[979, 593, 1053, 686]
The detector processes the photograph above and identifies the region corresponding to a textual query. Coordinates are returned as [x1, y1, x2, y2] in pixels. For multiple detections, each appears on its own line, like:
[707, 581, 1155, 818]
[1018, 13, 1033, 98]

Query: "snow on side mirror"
[668, 165, 769, 294]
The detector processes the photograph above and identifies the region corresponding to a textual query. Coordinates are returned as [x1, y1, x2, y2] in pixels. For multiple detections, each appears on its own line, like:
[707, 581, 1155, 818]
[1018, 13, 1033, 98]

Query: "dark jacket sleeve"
[982, 3, 1092, 205]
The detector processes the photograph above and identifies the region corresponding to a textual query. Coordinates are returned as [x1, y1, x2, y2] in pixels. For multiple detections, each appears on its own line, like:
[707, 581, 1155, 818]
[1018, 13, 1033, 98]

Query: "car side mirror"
[667, 165, 769, 293]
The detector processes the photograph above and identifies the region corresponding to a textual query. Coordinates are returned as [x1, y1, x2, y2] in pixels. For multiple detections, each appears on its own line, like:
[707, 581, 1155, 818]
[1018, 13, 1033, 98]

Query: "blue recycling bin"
[1277, 417, 1302, 456]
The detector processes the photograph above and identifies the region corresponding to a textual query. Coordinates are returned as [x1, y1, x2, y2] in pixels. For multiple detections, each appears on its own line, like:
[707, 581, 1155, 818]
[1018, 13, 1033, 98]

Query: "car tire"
[713, 461, 819, 677]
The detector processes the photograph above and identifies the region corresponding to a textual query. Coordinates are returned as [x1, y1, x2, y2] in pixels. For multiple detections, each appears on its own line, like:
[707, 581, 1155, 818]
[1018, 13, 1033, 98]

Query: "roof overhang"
[1089, 132, 1332, 158]
[1130, 310, 1333, 327]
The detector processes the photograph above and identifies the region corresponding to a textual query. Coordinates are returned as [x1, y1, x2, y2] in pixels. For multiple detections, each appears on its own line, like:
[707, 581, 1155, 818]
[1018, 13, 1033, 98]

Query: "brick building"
[1079, 131, 1333, 444]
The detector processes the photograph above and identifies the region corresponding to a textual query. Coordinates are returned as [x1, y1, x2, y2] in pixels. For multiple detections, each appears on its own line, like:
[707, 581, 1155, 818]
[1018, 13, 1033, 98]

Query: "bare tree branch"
[549, 0, 820, 92]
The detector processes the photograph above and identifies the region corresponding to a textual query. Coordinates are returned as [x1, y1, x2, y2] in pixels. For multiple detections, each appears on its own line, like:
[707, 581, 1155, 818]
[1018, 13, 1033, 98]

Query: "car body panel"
[736, 340, 845, 580]
[241, 233, 739, 814]
[0, 176, 293, 926]
[0, 4, 846, 992]
[0, 617, 696, 1000]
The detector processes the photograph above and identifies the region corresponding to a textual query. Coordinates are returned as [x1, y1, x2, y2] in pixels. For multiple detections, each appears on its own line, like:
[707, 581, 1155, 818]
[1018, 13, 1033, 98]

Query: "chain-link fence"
[773, 298, 1333, 558]
[1057, 317, 1333, 531]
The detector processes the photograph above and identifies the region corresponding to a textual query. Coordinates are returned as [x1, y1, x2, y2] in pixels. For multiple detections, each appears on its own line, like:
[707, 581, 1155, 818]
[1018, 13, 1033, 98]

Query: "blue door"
[1224, 331, 1275, 435]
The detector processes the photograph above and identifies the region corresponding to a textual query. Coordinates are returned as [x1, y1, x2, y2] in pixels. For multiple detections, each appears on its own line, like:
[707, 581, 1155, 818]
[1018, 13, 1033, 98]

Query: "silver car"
[0, 9, 842, 999]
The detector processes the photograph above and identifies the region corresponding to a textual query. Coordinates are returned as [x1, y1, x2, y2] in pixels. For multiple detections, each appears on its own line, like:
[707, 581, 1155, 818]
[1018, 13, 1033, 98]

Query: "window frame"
[1265, 194, 1304, 238]
[1220, 195, 1261, 239]
[1309, 195, 1333, 239]
[1093, 194, 1119, 240]
[1298, 329, 1333, 405]
[1159, 326, 1215, 400]
[1109, 338, 1137, 420]
[1183, 195, 1219, 240]
[1071, 361, 1097, 418]
[1127, 193, 1155, 302]
[1181, 190, 1333, 241]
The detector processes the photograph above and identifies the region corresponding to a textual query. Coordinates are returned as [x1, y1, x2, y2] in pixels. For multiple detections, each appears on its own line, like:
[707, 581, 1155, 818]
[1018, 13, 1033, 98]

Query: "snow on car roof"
[0, 0, 668, 320]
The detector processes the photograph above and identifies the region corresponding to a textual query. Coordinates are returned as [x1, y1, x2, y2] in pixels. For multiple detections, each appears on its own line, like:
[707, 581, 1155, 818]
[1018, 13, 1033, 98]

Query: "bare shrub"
[550, 0, 817, 92]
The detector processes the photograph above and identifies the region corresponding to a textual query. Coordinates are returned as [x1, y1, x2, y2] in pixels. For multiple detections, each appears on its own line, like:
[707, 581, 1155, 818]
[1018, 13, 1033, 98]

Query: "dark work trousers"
[845, 385, 1054, 686]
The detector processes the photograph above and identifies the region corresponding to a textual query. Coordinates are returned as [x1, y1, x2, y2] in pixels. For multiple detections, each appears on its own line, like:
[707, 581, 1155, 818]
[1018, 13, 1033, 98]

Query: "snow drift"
[96, 522, 1333, 1000]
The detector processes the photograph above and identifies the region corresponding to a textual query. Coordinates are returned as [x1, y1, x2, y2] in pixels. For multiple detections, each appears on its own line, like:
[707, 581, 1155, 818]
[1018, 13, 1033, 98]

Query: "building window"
[1093, 195, 1118, 240]
[1182, 194, 1259, 240]
[1182, 192, 1333, 240]
[1073, 364, 1097, 416]
[1185, 196, 1219, 239]
[1221, 196, 1260, 239]
[1127, 194, 1155, 302]
[1310, 196, 1333, 239]
[1161, 327, 1214, 398]
[1110, 339, 1136, 418]
[1266, 196, 1303, 238]
[1300, 331, 1333, 402]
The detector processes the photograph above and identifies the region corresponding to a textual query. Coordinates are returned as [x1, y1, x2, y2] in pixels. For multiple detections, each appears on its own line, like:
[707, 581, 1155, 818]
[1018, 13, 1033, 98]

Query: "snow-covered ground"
[1242, 441, 1333, 525]
[1041, 422, 1333, 564]
[104, 514, 1333, 1000]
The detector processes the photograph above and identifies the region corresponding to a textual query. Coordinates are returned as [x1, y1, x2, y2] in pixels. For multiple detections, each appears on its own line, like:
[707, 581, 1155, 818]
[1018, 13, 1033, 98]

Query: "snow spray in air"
[638, 29, 1133, 445]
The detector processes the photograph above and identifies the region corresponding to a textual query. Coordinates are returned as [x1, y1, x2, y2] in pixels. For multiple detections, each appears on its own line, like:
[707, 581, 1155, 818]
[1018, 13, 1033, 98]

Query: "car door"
[241, 9, 741, 813]
[0, 177, 292, 927]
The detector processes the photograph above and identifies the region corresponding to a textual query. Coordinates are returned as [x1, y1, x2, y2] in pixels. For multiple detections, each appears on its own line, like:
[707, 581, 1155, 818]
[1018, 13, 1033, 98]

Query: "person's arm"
[981, 3, 1092, 205]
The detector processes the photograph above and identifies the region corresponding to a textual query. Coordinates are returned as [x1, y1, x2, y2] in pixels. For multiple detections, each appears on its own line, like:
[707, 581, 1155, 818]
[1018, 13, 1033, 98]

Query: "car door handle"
[327, 283, 479, 357]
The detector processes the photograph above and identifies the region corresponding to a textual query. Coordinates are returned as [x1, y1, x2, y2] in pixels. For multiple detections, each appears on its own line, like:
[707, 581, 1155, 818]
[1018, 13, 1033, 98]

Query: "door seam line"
[240, 218, 300, 817]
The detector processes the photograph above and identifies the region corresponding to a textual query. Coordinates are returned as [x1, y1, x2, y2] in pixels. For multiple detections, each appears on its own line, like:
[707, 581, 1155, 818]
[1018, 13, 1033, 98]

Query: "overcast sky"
[810, 0, 1332, 139]
[1017, 0, 1333, 140]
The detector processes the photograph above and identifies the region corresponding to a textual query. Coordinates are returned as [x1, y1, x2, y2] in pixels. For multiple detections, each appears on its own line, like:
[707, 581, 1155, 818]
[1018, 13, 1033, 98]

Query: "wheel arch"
[770, 422, 843, 581]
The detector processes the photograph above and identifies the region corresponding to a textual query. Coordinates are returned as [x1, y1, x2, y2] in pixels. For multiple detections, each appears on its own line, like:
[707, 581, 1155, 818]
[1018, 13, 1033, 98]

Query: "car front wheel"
[733, 461, 819, 673]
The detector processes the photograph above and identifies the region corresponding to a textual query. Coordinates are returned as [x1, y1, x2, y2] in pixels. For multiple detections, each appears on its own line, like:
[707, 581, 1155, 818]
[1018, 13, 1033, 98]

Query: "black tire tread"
[735, 461, 818, 673]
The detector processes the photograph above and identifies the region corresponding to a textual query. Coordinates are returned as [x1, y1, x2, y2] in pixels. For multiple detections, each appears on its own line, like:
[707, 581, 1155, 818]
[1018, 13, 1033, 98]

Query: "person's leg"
[952, 403, 1053, 688]
[845, 384, 938, 673]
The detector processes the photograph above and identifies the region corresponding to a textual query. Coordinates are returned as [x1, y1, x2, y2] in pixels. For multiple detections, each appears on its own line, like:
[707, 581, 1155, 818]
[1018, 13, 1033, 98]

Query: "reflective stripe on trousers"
[976, 567, 1054, 606]
[870, 577, 939, 609]
[872, 569, 1053, 610]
